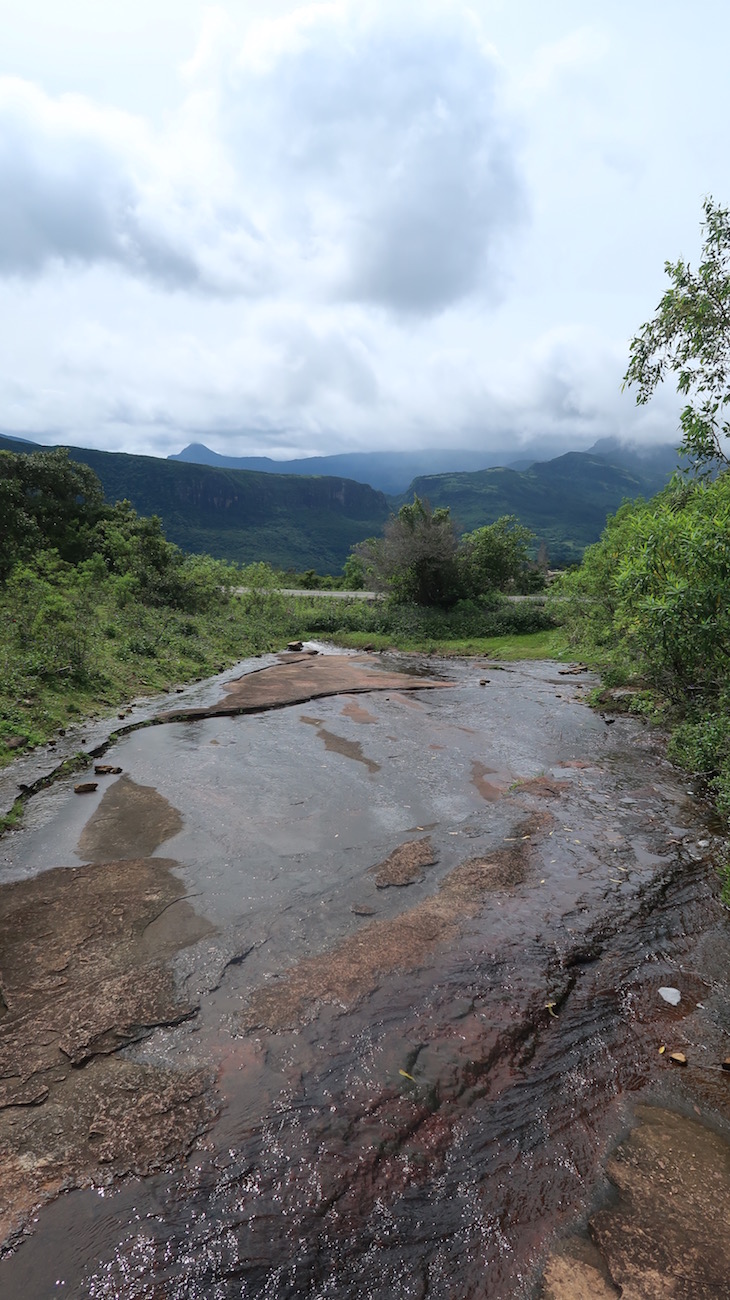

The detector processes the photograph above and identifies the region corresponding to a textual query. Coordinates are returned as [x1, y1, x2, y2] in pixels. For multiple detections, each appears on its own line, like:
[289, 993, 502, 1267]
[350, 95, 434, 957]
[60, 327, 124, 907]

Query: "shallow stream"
[1, 651, 729, 1298]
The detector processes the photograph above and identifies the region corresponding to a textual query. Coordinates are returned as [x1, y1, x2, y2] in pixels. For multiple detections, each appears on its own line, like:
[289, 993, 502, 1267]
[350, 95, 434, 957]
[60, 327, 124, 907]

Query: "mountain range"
[0, 432, 683, 572]
[167, 436, 591, 495]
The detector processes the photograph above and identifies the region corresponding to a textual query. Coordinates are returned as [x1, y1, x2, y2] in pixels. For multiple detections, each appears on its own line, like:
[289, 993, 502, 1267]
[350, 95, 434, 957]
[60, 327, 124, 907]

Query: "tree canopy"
[353, 497, 538, 606]
[0, 447, 105, 578]
[624, 196, 730, 469]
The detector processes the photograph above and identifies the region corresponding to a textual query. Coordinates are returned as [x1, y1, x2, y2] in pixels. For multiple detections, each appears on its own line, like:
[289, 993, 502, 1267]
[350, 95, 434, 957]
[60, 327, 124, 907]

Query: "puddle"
[300, 717, 380, 773]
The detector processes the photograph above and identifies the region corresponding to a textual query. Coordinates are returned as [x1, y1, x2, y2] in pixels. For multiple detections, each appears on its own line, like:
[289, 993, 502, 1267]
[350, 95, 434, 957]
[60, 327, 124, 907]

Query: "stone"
[4, 736, 27, 751]
[0, 854, 216, 1246]
[74, 782, 98, 794]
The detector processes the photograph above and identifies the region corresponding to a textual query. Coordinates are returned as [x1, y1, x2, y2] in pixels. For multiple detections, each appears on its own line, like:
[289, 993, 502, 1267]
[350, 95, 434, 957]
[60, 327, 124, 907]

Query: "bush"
[297, 592, 554, 642]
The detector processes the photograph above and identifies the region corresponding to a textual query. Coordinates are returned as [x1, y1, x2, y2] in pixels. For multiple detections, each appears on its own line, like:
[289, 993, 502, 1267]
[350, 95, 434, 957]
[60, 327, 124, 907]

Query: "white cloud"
[0, 0, 729, 459]
[0, 1, 525, 313]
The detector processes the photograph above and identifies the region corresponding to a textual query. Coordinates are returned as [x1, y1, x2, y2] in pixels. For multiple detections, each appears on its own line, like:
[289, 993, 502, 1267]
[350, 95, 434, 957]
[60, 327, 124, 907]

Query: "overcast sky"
[1, 0, 729, 461]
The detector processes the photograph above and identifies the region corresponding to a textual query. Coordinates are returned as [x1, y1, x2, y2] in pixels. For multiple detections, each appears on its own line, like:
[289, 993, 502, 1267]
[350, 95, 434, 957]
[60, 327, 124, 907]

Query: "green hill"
[0, 436, 389, 573]
[1, 435, 678, 572]
[399, 451, 674, 566]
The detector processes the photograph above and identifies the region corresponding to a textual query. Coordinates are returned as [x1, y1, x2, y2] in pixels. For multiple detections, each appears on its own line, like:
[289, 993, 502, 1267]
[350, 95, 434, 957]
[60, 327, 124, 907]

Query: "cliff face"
[0, 441, 389, 572]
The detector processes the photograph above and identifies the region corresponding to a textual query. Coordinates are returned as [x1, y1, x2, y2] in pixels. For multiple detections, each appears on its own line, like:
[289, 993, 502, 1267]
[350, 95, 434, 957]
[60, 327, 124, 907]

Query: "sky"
[1, 0, 730, 461]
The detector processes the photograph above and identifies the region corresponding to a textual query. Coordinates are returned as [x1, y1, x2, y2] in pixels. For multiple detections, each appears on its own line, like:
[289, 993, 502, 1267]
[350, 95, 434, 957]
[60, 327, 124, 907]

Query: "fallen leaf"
[669, 1051, 687, 1066]
[545, 1002, 558, 1018]
[399, 1069, 416, 1082]
[659, 1045, 666, 1054]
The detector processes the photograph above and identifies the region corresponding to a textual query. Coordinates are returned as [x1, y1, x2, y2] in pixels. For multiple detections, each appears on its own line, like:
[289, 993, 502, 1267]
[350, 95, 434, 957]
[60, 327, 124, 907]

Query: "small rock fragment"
[721, 1058, 730, 1073]
[74, 782, 98, 794]
[287, 641, 304, 652]
[94, 764, 123, 776]
[669, 1051, 688, 1066]
[659, 986, 681, 1006]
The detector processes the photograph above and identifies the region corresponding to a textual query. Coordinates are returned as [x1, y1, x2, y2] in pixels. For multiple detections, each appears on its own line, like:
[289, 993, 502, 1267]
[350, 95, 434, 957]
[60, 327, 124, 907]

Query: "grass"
[306, 626, 572, 660]
[0, 586, 296, 770]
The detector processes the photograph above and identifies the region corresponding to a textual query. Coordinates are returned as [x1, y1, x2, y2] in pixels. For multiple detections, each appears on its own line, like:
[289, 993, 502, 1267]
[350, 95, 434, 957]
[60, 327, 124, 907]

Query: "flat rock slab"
[158, 653, 452, 721]
[78, 774, 183, 861]
[0, 855, 216, 1245]
[544, 1105, 730, 1299]
[241, 819, 540, 1032]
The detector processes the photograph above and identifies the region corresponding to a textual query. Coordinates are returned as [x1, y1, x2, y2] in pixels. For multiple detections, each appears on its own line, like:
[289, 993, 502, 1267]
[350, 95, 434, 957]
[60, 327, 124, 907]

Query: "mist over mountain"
[1, 433, 683, 572]
[167, 438, 590, 495]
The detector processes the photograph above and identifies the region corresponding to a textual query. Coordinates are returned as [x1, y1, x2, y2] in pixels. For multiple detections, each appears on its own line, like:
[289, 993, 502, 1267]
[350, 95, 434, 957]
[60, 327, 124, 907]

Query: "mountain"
[587, 437, 685, 484]
[0, 435, 389, 572]
[168, 438, 586, 494]
[1, 434, 682, 572]
[398, 450, 680, 567]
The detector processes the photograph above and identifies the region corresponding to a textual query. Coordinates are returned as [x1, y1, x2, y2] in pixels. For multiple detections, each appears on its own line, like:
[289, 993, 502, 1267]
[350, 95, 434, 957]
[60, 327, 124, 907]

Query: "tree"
[623, 197, 730, 470]
[458, 515, 535, 596]
[0, 447, 105, 579]
[355, 495, 460, 606]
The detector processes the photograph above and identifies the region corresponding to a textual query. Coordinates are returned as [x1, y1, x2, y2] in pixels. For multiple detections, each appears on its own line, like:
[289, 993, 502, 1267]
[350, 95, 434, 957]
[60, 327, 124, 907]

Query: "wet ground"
[1, 648, 729, 1298]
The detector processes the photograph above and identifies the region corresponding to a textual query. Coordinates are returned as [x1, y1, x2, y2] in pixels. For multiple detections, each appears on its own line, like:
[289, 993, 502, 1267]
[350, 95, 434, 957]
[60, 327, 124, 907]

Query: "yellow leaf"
[399, 1069, 416, 1082]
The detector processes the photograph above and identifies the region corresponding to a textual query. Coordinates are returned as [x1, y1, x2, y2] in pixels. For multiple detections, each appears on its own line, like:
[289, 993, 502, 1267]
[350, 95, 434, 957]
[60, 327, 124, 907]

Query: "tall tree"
[624, 197, 730, 470]
[355, 495, 460, 606]
[0, 447, 105, 578]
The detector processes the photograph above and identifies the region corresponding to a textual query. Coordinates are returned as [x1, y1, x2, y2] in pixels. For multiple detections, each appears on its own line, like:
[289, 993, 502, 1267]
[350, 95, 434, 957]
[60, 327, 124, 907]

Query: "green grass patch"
[0, 570, 298, 769]
[302, 626, 572, 661]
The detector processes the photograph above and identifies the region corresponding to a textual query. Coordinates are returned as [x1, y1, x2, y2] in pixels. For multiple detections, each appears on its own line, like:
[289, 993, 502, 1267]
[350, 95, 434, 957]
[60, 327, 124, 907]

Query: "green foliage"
[351, 503, 540, 606]
[624, 196, 730, 469]
[0, 547, 293, 768]
[555, 474, 730, 698]
[342, 554, 366, 590]
[295, 592, 554, 643]
[0, 447, 105, 578]
[614, 484, 730, 698]
[555, 469, 730, 834]
[668, 704, 730, 820]
[459, 516, 539, 595]
[355, 496, 461, 606]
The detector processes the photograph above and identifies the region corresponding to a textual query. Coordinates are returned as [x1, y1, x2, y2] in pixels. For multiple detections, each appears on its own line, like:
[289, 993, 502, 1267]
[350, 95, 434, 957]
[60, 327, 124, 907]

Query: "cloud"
[0, 2, 525, 313]
[225, 1, 526, 311]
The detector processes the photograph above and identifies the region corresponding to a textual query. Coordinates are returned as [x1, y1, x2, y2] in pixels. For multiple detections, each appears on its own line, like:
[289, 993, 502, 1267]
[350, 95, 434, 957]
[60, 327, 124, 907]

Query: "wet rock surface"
[77, 774, 183, 860]
[0, 650, 729, 1298]
[594, 1106, 730, 1298]
[369, 835, 435, 887]
[0, 854, 215, 1243]
[545, 1106, 730, 1299]
[160, 651, 452, 720]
